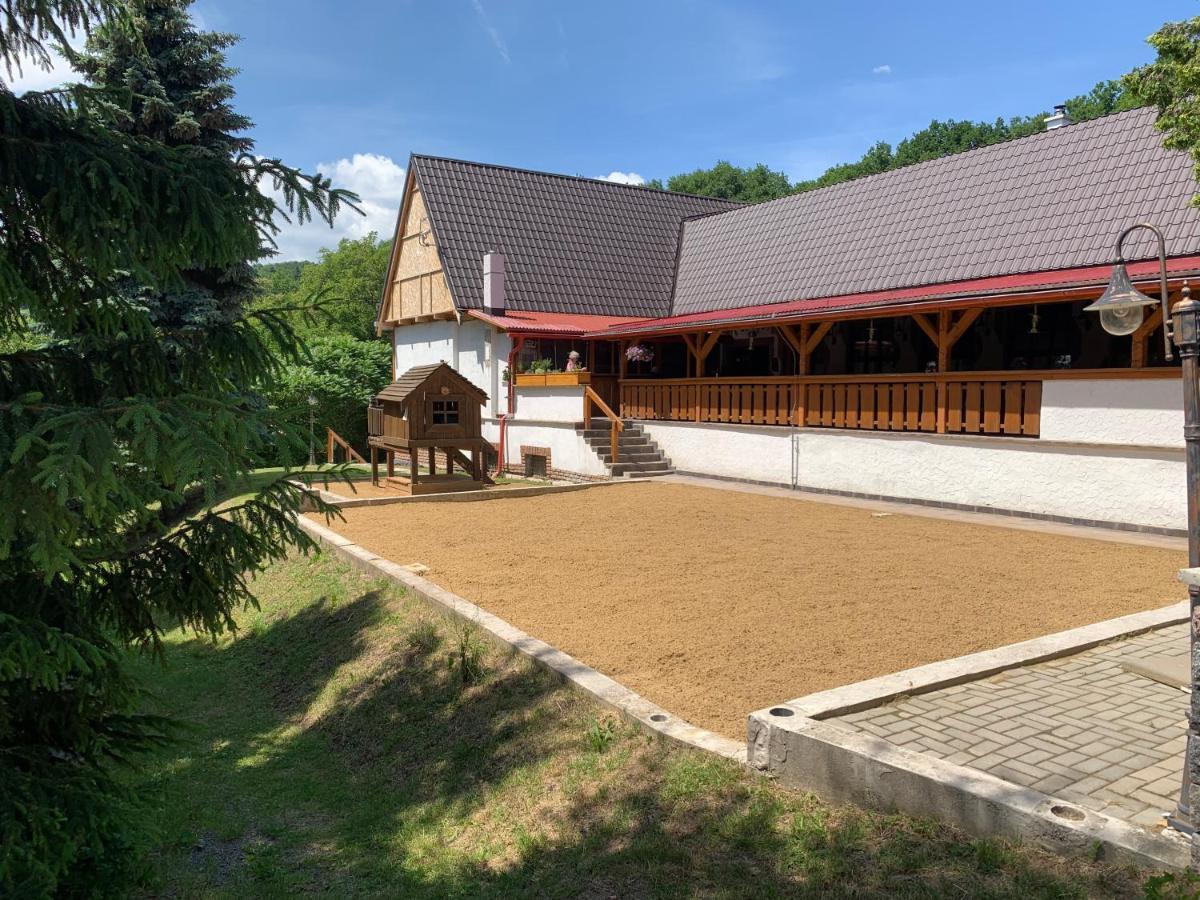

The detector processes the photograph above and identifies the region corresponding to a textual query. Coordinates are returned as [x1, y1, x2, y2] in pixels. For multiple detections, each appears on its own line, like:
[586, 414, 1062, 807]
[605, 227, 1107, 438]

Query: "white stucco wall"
[483, 419, 608, 477]
[392, 319, 511, 416]
[1040, 378, 1182, 448]
[512, 385, 586, 423]
[642, 420, 1186, 531]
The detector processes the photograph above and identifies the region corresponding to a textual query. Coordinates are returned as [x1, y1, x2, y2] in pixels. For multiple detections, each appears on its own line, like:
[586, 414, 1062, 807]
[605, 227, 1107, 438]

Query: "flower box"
[515, 372, 591, 387]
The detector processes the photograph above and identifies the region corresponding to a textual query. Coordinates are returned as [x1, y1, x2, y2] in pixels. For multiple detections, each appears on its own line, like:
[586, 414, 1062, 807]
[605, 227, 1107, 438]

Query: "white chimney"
[1044, 104, 1071, 131]
[483, 252, 505, 315]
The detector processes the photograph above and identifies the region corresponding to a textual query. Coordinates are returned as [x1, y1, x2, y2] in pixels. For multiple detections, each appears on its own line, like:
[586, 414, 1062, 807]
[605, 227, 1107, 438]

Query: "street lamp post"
[1084, 223, 1200, 861]
[307, 394, 318, 469]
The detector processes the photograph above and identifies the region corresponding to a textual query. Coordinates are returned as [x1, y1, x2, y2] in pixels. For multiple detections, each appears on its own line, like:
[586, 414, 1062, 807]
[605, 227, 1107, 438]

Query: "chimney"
[483, 252, 505, 315]
[1044, 104, 1071, 131]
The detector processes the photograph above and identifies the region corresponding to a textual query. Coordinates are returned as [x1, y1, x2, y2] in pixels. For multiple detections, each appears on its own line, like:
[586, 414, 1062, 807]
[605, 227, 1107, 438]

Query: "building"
[376, 106, 1200, 533]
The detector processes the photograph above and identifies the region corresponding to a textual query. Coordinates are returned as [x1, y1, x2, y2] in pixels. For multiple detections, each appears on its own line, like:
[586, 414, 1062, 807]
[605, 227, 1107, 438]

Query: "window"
[432, 399, 459, 425]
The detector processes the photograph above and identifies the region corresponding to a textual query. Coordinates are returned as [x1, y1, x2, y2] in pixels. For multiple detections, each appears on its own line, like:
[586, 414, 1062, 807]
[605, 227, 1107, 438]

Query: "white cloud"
[5, 42, 75, 93]
[872, 64, 892, 75]
[267, 153, 407, 261]
[471, 0, 510, 64]
[598, 171, 646, 186]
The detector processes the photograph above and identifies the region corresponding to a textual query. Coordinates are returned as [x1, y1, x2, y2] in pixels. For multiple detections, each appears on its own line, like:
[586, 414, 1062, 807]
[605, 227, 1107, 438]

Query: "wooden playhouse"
[367, 362, 490, 495]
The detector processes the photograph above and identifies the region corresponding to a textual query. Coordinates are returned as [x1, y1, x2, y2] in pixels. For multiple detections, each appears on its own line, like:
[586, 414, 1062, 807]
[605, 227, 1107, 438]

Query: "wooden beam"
[680, 333, 699, 377]
[946, 308, 984, 348]
[936, 310, 951, 373]
[911, 313, 939, 347]
[803, 321, 833, 356]
[936, 311, 950, 434]
[777, 324, 805, 357]
[797, 322, 811, 376]
[691, 331, 720, 378]
[1131, 306, 1164, 369]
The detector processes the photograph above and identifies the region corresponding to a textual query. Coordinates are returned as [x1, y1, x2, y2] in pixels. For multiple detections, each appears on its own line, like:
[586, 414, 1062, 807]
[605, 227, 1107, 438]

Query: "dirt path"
[311, 483, 1186, 737]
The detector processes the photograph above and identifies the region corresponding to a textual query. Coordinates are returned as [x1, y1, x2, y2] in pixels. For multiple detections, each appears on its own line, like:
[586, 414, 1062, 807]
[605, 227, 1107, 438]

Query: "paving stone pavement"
[831, 625, 1189, 830]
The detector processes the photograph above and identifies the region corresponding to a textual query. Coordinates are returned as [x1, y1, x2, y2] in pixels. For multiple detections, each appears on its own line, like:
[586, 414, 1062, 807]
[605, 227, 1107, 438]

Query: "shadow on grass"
[141, 562, 1145, 899]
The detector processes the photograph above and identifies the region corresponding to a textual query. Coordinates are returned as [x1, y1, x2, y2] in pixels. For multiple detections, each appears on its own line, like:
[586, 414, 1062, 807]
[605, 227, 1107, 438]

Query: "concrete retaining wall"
[642, 420, 1185, 532]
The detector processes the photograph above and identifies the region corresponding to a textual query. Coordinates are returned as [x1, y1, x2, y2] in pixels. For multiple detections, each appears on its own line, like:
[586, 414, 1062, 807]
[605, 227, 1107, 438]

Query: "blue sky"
[11, 1, 1196, 259]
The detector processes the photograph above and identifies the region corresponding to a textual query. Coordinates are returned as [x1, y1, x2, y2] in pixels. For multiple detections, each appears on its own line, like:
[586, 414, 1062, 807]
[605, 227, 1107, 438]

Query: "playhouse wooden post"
[386, 450, 394, 478]
[370, 446, 378, 485]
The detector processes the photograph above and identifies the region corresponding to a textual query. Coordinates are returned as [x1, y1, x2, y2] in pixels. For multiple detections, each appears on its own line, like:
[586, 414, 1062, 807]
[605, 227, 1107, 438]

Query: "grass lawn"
[130, 552, 1162, 898]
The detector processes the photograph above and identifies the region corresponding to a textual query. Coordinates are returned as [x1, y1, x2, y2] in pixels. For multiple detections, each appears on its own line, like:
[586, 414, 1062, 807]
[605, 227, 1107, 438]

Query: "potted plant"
[515, 358, 556, 385]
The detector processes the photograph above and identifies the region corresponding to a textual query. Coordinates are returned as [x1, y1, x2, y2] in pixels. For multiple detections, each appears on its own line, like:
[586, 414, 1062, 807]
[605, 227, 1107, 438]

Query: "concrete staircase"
[577, 418, 674, 479]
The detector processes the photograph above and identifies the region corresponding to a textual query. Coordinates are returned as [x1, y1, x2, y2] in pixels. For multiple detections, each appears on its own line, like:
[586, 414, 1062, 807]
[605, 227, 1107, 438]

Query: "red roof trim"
[584, 256, 1200, 338]
[466, 309, 646, 336]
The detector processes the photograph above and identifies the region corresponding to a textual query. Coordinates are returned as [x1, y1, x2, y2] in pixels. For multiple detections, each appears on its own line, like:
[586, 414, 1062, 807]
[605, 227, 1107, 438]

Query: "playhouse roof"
[376, 362, 488, 406]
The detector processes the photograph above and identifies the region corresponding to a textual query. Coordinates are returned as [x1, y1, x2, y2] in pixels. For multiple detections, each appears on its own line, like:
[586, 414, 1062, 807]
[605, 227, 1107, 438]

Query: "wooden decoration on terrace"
[367, 362, 491, 495]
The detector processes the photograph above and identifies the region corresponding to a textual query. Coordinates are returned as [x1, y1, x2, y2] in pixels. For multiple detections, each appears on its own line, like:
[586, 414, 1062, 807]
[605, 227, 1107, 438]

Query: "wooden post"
[797, 322, 833, 427]
[1132, 306, 1165, 368]
[387, 450, 394, 478]
[409, 448, 417, 486]
[370, 446, 378, 485]
[326, 428, 335, 464]
[619, 340, 628, 379]
[936, 310, 950, 434]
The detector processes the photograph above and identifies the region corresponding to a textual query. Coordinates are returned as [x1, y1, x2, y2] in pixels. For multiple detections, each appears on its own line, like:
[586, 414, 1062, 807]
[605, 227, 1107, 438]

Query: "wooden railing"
[326, 427, 367, 464]
[620, 373, 1044, 438]
[367, 404, 383, 437]
[583, 384, 624, 462]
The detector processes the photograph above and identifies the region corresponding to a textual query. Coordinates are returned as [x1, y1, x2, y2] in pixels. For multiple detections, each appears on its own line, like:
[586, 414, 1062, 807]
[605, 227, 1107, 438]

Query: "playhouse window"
[432, 399, 460, 425]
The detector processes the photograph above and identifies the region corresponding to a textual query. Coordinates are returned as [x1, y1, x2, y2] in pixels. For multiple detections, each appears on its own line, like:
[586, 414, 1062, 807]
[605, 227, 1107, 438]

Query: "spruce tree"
[0, 1, 355, 893]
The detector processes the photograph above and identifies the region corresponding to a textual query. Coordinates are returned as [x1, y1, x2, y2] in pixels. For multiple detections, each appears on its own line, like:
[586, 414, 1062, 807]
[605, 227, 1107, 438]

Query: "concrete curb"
[746, 604, 1191, 871]
[295, 478, 632, 509]
[295, 514, 746, 764]
[746, 712, 1190, 871]
[762, 601, 1188, 720]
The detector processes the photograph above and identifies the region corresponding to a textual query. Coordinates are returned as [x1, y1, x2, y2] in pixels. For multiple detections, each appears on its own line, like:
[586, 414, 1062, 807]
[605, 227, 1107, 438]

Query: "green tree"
[0, 1, 354, 893]
[667, 160, 792, 202]
[669, 76, 1139, 202]
[264, 333, 392, 464]
[290, 232, 392, 341]
[1125, 17, 1200, 205]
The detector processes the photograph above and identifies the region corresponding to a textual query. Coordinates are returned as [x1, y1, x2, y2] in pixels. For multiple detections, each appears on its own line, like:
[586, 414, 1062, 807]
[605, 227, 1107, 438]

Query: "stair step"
[609, 460, 673, 476]
[624, 468, 675, 478]
[598, 451, 665, 464]
[585, 434, 651, 447]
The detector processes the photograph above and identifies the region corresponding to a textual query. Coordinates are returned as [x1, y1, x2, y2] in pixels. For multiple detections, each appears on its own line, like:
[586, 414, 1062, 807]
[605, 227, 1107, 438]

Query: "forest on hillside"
[649, 78, 1138, 202]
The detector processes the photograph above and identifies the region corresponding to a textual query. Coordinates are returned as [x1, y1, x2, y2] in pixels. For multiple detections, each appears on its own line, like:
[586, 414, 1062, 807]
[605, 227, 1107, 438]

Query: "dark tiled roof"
[412, 156, 738, 317]
[671, 107, 1200, 316]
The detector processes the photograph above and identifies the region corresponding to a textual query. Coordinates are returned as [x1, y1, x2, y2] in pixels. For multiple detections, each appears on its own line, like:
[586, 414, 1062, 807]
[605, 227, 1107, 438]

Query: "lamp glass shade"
[1083, 262, 1159, 337]
[1097, 305, 1145, 336]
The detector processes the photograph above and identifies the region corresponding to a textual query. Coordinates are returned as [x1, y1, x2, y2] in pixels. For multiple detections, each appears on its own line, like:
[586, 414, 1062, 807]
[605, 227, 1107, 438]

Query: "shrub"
[264, 334, 391, 465]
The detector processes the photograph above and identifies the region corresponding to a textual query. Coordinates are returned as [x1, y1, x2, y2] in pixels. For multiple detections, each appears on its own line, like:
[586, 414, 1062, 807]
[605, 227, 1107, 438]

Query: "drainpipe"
[497, 334, 525, 476]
